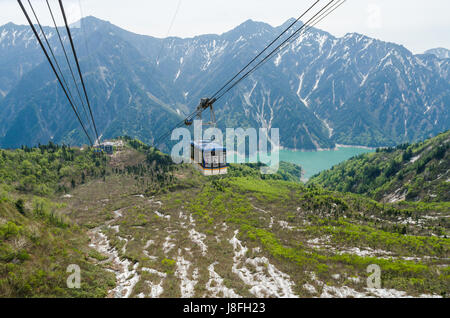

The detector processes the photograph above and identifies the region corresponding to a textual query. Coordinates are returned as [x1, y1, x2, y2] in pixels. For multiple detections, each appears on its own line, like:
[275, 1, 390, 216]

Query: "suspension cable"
[45, 0, 94, 139]
[210, 0, 320, 100]
[156, 0, 182, 66]
[17, 0, 93, 146]
[155, 1, 326, 146]
[215, 0, 342, 102]
[216, 0, 346, 101]
[154, 107, 203, 146]
[27, 0, 80, 121]
[58, 0, 99, 142]
[122, 0, 345, 147]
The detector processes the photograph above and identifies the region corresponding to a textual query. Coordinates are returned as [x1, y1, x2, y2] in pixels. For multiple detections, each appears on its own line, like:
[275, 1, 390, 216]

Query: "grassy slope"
[1, 138, 448, 297]
[0, 187, 115, 297]
[0, 143, 116, 297]
[65, 170, 448, 297]
[62, 142, 448, 297]
[309, 130, 450, 203]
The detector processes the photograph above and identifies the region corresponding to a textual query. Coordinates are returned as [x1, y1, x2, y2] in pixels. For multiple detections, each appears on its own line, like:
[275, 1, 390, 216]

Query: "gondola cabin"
[191, 140, 227, 176]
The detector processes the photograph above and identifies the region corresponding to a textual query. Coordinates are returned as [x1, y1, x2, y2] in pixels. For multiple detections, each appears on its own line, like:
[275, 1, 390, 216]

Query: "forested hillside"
[309, 130, 450, 203]
[0, 143, 114, 296]
[1, 138, 448, 298]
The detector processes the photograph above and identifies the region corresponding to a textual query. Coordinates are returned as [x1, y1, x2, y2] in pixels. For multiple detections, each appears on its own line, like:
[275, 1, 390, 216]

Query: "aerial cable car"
[188, 98, 228, 176]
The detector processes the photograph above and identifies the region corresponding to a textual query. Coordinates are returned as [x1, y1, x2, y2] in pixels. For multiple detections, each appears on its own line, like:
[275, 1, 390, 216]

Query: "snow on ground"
[348, 276, 361, 283]
[141, 267, 166, 298]
[148, 198, 163, 206]
[163, 236, 176, 254]
[269, 217, 274, 229]
[252, 205, 268, 214]
[304, 271, 442, 298]
[206, 262, 241, 298]
[154, 211, 171, 220]
[179, 211, 189, 228]
[306, 236, 394, 258]
[143, 240, 158, 260]
[332, 274, 341, 280]
[366, 288, 440, 298]
[410, 155, 421, 163]
[188, 228, 208, 256]
[308, 233, 449, 262]
[179, 211, 187, 220]
[142, 240, 153, 250]
[146, 280, 165, 298]
[113, 210, 123, 218]
[320, 284, 367, 298]
[278, 221, 294, 230]
[143, 251, 157, 261]
[89, 230, 140, 298]
[142, 267, 167, 278]
[230, 230, 298, 298]
[110, 262, 140, 298]
[175, 256, 199, 298]
[303, 271, 368, 298]
[118, 236, 128, 254]
[385, 188, 407, 203]
[88, 208, 142, 297]
[306, 236, 331, 249]
[303, 284, 317, 294]
[144, 240, 154, 249]
[222, 223, 228, 231]
[340, 246, 393, 257]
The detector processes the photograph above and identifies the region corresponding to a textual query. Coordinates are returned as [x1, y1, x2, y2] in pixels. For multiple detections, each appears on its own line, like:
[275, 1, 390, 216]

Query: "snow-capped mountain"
[425, 48, 450, 59]
[0, 16, 449, 149]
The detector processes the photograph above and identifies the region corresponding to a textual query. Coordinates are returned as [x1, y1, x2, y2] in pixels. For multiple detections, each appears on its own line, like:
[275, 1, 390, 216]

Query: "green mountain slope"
[0, 144, 116, 297]
[1, 138, 448, 298]
[309, 130, 450, 203]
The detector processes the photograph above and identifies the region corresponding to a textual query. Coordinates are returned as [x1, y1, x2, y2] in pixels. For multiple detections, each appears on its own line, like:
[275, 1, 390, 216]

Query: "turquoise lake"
[279, 146, 375, 180]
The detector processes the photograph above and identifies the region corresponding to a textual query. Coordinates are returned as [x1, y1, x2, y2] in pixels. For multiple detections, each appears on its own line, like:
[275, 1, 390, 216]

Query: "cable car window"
[203, 151, 211, 168]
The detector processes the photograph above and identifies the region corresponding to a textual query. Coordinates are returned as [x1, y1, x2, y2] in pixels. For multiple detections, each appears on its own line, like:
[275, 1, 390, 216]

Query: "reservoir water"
[279, 146, 375, 180]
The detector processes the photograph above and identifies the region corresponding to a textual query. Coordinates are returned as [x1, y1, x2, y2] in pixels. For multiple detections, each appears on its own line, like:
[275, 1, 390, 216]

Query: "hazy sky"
[1, 0, 449, 53]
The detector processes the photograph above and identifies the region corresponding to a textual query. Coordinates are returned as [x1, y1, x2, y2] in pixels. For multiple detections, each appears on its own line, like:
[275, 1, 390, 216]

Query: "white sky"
[1, 0, 449, 53]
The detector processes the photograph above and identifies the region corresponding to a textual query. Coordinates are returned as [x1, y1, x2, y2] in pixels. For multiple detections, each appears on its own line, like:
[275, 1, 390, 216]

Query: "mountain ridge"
[0, 16, 449, 149]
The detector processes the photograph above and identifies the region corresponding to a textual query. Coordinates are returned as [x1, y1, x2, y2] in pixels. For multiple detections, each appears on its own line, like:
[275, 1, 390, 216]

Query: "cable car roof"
[191, 140, 226, 151]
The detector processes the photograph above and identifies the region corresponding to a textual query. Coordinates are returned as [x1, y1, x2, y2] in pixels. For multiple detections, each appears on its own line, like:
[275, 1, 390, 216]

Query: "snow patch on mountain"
[229, 230, 297, 298]
[176, 256, 199, 298]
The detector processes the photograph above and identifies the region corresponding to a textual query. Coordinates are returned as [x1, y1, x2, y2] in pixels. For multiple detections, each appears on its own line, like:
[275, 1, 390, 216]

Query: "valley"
[1, 136, 448, 298]
[0, 5, 448, 300]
